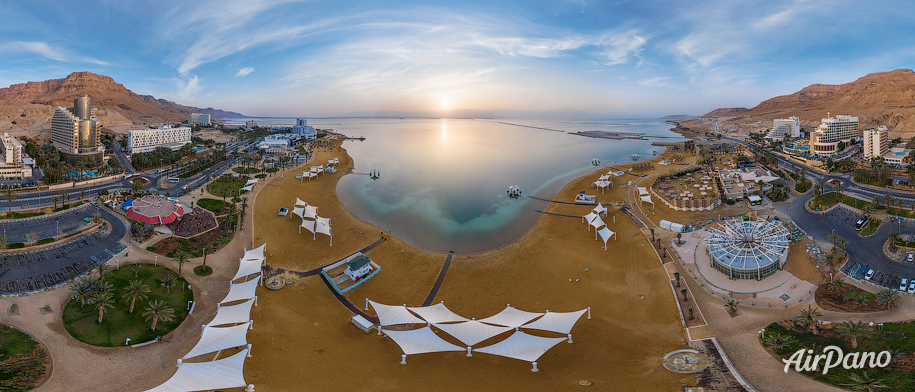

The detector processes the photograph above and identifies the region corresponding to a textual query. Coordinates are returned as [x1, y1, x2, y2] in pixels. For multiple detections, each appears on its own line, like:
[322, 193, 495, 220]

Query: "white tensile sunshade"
[206, 299, 254, 327]
[241, 184, 254, 192]
[300, 219, 316, 234]
[303, 205, 318, 219]
[592, 204, 607, 216]
[521, 309, 587, 334]
[384, 326, 465, 355]
[295, 198, 307, 207]
[640, 195, 654, 205]
[315, 216, 331, 227]
[220, 277, 259, 304]
[370, 301, 424, 326]
[636, 186, 649, 196]
[589, 217, 605, 231]
[242, 244, 266, 261]
[233, 258, 263, 281]
[291, 206, 304, 218]
[145, 347, 249, 392]
[407, 303, 469, 324]
[433, 321, 513, 347]
[315, 221, 332, 245]
[596, 227, 616, 250]
[478, 305, 544, 328]
[182, 323, 250, 360]
[598, 174, 610, 181]
[582, 212, 598, 224]
[475, 331, 566, 362]
[245, 179, 258, 186]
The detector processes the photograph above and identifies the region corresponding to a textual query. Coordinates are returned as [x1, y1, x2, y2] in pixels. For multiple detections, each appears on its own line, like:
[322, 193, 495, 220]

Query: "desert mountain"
[0, 72, 243, 131]
[703, 69, 915, 130]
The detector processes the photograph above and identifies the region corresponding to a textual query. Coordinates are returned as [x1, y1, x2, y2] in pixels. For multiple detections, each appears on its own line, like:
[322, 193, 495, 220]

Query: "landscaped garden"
[232, 167, 260, 174]
[0, 324, 50, 392]
[815, 278, 899, 312]
[207, 174, 249, 197]
[62, 263, 193, 347]
[762, 313, 915, 391]
[196, 198, 230, 214]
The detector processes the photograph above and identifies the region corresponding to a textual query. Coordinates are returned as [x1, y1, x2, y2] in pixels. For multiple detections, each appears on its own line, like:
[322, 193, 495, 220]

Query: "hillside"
[703, 69, 915, 130]
[0, 72, 243, 131]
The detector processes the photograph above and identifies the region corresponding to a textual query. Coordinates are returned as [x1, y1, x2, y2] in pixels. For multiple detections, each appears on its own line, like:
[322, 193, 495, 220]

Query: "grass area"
[768, 185, 789, 202]
[861, 218, 882, 236]
[62, 264, 193, 347]
[763, 320, 915, 391]
[193, 265, 213, 276]
[808, 192, 877, 213]
[7, 243, 24, 249]
[52, 201, 84, 213]
[0, 324, 48, 392]
[265, 168, 279, 173]
[36, 238, 54, 245]
[196, 198, 230, 214]
[206, 175, 249, 197]
[794, 178, 812, 193]
[255, 174, 267, 179]
[0, 211, 44, 220]
[887, 207, 913, 218]
[232, 167, 260, 174]
[178, 159, 222, 179]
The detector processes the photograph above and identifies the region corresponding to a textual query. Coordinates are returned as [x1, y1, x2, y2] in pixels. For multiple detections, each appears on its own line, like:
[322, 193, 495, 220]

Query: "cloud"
[638, 77, 671, 88]
[173, 75, 203, 99]
[0, 41, 109, 65]
[235, 67, 255, 78]
[597, 30, 647, 65]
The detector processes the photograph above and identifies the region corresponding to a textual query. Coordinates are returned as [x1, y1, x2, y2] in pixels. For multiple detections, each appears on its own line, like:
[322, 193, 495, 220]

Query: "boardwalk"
[527, 196, 596, 206]
[422, 251, 454, 306]
[319, 272, 378, 323]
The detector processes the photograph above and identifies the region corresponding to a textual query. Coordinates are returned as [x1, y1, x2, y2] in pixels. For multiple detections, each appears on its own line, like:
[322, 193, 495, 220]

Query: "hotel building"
[291, 118, 317, 140]
[128, 125, 192, 153]
[0, 133, 32, 179]
[50, 96, 104, 162]
[809, 114, 858, 156]
[766, 116, 800, 139]
[862, 126, 889, 159]
[190, 113, 211, 126]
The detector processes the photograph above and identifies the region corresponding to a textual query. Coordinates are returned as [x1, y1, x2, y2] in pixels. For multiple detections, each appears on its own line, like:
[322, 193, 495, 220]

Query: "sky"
[1, 0, 915, 118]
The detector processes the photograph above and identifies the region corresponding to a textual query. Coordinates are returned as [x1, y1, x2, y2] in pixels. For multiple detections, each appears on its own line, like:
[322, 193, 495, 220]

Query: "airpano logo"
[782, 346, 892, 374]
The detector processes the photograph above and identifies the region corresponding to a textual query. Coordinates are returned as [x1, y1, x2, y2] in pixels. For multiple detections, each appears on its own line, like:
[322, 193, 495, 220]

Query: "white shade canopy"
[589, 217, 605, 231]
[474, 331, 566, 362]
[206, 299, 254, 327]
[521, 309, 587, 334]
[384, 326, 465, 356]
[245, 179, 258, 186]
[315, 216, 331, 227]
[592, 203, 607, 216]
[295, 198, 307, 207]
[477, 305, 544, 328]
[303, 205, 318, 219]
[407, 303, 469, 324]
[598, 174, 610, 181]
[182, 322, 250, 360]
[640, 195, 653, 205]
[370, 301, 424, 326]
[291, 206, 304, 218]
[242, 244, 266, 261]
[220, 277, 259, 304]
[233, 258, 263, 282]
[145, 348, 250, 392]
[433, 321, 513, 347]
[241, 184, 254, 192]
[637, 187, 649, 196]
[315, 221, 332, 244]
[596, 227, 616, 250]
[300, 219, 316, 234]
[582, 212, 599, 224]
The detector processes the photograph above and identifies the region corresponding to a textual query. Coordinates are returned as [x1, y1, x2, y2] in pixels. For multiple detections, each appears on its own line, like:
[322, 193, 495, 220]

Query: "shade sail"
[315, 221, 331, 239]
[640, 195, 653, 205]
[478, 306, 544, 328]
[182, 323, 250, 360]
[145, 347, 249, 392]
[300, 219, 316, 234]
[592, 203, 607, 216]
[384, 326, 465, 356]
[370, 301, 424, 326]
[637, 187, 649, 196]
[241, 184, 254, 192]
[521, 309, 587, 334]
[291, 206, 304, 218]
[233, 258, 263, 281]
[315, 216, 330, 227]
[598, 174, 610, 181]
[295, 198, 307, 207]
[474, 331, 566, 362]
[245, 179, 258, 186]
[589, 217, 605, 231]
[433, 321, 513, 347]
[582, 212, 598, 224]
[303, 205, 318, 219]
[596, 227, 616, 250]
[407, 303, 469, 324]
[242, 244, 266, 261]
[206, 299, 254, 327]
[220, 277, 259, 304]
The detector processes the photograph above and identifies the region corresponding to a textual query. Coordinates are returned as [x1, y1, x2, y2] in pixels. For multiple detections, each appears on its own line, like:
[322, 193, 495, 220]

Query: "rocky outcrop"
[703, 107, 749, 117]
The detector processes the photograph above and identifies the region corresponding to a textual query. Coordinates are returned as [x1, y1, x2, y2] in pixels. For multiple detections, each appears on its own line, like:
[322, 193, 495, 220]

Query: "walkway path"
[319, 272, 379, 324]
[527, 195, 596, 206]
[262, 237, 387, 279]
[422, 251, 454, 306]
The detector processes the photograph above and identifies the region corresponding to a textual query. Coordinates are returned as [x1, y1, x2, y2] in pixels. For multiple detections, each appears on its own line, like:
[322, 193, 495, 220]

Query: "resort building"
[882, 147, 912, 165]
[809, 114, 858, 156]
[0, 133, 32, 179]
[707, 220, 790, 280]
[766, 116, 800, 139]
[258, 133, 306, 150]
[718, 168, 779, 200]
[127, 125, 192, 153]
[50, 96, 104, 162]
[246, 120, 258, 129]
[291, 118, 317, 140]
[783, 138, 811, 156]
[190, 113, 211, 126]
[862, 126, 889, 159]
[344, 255, 373, 281]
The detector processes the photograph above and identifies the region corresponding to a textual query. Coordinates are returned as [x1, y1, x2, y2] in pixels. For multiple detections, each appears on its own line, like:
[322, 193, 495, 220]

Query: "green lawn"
[62, 264, 193, 347]
[207, 175, 249, 197]
[232, 167, 260, 174]
[0, 211, 44, 220]
[764, 321, 915, 391]
[861, 218, 882, 236]
[0, 324, 48, 392]
[196, 198, 229, 214]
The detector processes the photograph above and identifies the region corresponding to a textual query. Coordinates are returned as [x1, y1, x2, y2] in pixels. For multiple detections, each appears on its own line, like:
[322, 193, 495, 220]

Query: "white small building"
[883, 147, 911, 165]
[128, 125, 192, 153]
[190, 113, 211, 126]
[0, 133, 32, 179]
[344, 255, 373, 281]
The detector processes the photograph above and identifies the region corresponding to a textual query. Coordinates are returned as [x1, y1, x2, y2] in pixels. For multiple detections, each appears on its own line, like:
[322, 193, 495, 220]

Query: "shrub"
[36, 238, 55, 245]
[7, 243, 24, 249]
[726, 199, 735, 205]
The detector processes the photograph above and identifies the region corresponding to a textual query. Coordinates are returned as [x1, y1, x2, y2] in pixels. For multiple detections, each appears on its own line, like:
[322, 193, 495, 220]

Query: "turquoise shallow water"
[278, 118, 684, 253]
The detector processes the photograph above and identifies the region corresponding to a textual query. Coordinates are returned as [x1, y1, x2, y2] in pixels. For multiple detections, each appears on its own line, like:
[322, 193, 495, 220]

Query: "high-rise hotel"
[50, 96, 104, 161]
[809, 114, 858, 156]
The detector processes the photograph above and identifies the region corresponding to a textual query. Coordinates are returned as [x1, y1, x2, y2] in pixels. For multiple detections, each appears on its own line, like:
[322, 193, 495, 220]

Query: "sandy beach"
[245, 138, 693, 391]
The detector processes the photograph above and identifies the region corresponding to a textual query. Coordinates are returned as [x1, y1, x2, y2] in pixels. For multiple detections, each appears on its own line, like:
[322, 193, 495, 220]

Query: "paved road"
[0, 207, 100, 243]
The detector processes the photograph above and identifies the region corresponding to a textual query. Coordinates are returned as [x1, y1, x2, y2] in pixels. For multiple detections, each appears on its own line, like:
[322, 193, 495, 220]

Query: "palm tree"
[69, 279, 95, 308]
[828, 278, 845, 294]
[673, 272, 681, 287]
[837, 237, 849, 253]
[724, 299, 738, 314]
[91, 292, 116, 323]
[758, 180, 766, 196]
[4, 189, 15, 214]
[876, 289, 900, 310]
[131, 263, 142, 278]
[160, 274, 177, 295]
[855, 294, 870, 307]
[676, 232, 682, 245]
[835, 181, 843, 198]
[93, 279, 113, 295]
[827, 233, 840, 249]
[680, 288, 688, 302]
[796, 305, 822, 334]
[94, 260, 110, 283]
[52, 196, 59, 209]
[143, 300, 175, 332]
[843, 287, 859, 302]
[59, 190, 69, 207]
[889, 231, 901, 252]
[813, 181, 822, 201]
[122, 280, 150, 314]
[844, 371, 888, 391]
[761, 333, 796, 351]
[80, 190, 86, 203]
[888, 348, 906, 364]
[173, 249, 191, 278]
[835, 321, 872, 349]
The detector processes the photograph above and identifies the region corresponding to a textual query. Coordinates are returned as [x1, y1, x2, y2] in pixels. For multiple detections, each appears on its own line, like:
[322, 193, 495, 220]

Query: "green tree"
[855, 294, 869, 307]
[796, 305, 822, 335]
[724, 299, 737, 314]
[843, 371, 888, 391]
[676, 232, 682, 245]
[828, 278, 845, 294]
[3, 189, 15, 214]
[680, 288, 688, 302]
[52, 196, 59, 209]
[761, 333, 795, 351]
[91, 292, 116, 324]
[160, 274, 177, 295]
[69, 279, 95, 308]
[673, 272, 681, 287]
[835, 321, 872, 349]
[94, 260, 110, 283]
[122, 280, 150, 314]
[143, 300, 175, 332]
[875, 289, 900, 310]
[173, 249, 191, 278]
[131, 180, 143, 193]
[889, 231, 900, 253]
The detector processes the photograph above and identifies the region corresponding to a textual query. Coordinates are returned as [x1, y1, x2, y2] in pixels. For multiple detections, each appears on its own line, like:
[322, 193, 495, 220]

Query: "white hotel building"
[128, 125, 192, 153]
[766, 116, 800, 139]
[809, 114, 858, 156]
[190, 113, 211, 126]
[0, 133, 32, 179]
[862, 126, 889, 159]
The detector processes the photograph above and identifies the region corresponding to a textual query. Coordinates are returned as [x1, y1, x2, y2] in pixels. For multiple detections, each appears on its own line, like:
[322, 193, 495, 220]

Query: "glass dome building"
[707, 220, 790, 280]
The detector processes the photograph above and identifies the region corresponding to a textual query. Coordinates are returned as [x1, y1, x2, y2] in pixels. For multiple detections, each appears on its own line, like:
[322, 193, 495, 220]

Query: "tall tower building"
[51, 96, 103, 161]
[809, 114, 858, 156]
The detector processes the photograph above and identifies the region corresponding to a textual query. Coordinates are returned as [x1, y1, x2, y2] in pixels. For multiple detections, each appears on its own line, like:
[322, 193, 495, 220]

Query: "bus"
[855, 216, 868, 231]
[167, 178, 180, 183]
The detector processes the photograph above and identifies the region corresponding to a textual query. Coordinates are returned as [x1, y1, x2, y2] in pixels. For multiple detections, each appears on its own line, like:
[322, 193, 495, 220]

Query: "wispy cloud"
[0, 41, 110, 65]
[597, 30, 647, 65]
[173, 75, 203, 99]
[638, 77, 671, 88]
[235, 67, 255, 78]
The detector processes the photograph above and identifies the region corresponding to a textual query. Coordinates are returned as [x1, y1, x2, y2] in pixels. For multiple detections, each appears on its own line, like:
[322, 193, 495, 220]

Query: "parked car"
[901, 278, 909, 292]
[909, 251, 914, 262]
[865, 269, 875, 280]
[909, 280, 915, 294]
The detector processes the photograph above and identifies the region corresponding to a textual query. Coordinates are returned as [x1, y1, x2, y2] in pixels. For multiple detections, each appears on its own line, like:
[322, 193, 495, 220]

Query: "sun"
[441, 100, 449, 109]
